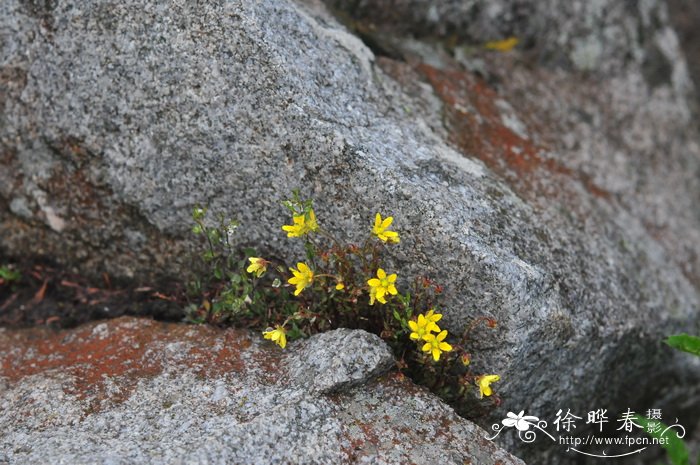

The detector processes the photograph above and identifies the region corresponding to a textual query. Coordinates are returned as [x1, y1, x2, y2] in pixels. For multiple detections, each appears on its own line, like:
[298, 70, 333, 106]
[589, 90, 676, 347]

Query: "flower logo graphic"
[486, 411, 555, 443]
[502, 411, 540, 431]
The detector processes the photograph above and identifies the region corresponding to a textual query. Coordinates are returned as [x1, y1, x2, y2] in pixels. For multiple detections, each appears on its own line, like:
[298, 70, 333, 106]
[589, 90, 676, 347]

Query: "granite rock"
[0, 317, 524, 465]
[1, 1, 700, 463]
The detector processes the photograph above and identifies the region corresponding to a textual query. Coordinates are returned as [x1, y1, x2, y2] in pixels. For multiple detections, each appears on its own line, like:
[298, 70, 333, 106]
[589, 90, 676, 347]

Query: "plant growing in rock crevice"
[635, 334, 700, 465]
[187, 191, 500, 410]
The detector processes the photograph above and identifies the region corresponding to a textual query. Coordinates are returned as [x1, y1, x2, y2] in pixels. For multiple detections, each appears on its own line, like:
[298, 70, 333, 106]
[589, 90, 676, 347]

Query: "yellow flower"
[335, 282, 345, 290]
[421, 329, 452, 361]
[246, 257, 269, 277]
[484, 37, 519, 52]
[476, 374, 500, 399]
[367, 268, 398, 305]
[372, 213, 400, 243]
[408, 313, 439, 342]
[288, 262, 314, 296]
[425, 308, 443, 326]
[262, 325, 287, 349]
[282, 209, 319, 238]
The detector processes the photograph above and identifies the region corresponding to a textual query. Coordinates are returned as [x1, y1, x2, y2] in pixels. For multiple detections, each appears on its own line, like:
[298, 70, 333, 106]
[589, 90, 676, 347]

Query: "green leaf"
[304, 242, 316, 261]
[0, 266, 20, 282]
[665, 334, 700, 357]
[213, 267, 223, 280]
[634, 415, 689, 465]
[393, 310, 402, 323]
[207, 229, 220, 243]
[282, 200, 296, 213]
[192, 206, 206, 221]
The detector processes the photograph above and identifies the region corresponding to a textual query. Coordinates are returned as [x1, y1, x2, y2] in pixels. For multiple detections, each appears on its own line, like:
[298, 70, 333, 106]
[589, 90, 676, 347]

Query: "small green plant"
[187, 191, 500, 406]
[0, 264, 21, 285]
[665, 333, 700, 357]
[637, 333, 700, 465]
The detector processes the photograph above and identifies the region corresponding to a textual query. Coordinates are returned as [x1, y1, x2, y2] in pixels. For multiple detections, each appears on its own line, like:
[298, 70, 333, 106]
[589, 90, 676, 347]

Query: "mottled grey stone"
[1, 1, 700, 464]
[287, 328, 395, 393]
[0, 318, 525, 465]
[324, 0, 679, 76]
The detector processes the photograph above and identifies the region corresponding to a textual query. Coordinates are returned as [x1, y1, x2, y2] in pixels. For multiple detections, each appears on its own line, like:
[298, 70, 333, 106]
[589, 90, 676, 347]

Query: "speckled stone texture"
[2, 0, 700, 463]
[0, 318, 524, 465]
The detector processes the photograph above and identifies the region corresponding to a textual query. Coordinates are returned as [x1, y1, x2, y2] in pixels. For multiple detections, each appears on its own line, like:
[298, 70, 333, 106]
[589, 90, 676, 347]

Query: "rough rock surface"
[325, 0, 682, 76]
[0, 317, 524, 465]
[2, 0, 700, 463]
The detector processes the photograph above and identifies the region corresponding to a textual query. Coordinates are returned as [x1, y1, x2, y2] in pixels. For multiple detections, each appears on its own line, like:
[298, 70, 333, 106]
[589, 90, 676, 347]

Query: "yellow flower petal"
[484, 37, 519, 52]
[477, 375, 501, 399]
[439, 342, 452, 352]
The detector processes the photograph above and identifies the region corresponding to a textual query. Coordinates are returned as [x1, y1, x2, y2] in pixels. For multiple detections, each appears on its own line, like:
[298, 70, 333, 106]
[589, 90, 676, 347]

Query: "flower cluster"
[409, 309, 452, 361]
[254, 204, 405, 344]
[282, 210, 319, 238]
[190, 194, 501, 403]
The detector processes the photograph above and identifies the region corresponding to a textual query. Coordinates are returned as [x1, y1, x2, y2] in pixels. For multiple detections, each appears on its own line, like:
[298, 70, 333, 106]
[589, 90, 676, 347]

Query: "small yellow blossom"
[367, 268, 398, 305]
[335, 282, 345, 290]
[262, 325, 287, 349]
[372, 213, 400, 243]
[476, 374, 500, 399]
[288, 262, 314, 296]
[461, 353, 471, 366]
[484, 37, 519, 52]
[424, 308, 443, 326]
[408, 313, 439, 342]
[282, 210, 319, 238]
[421, 329, 452, 361]
[246, 257, 269, 277]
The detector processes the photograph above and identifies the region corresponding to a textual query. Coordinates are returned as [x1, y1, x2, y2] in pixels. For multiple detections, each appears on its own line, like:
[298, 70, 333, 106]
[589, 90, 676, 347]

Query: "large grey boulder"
[2, 0, 700, 463]
[0, 317, 524, 465]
